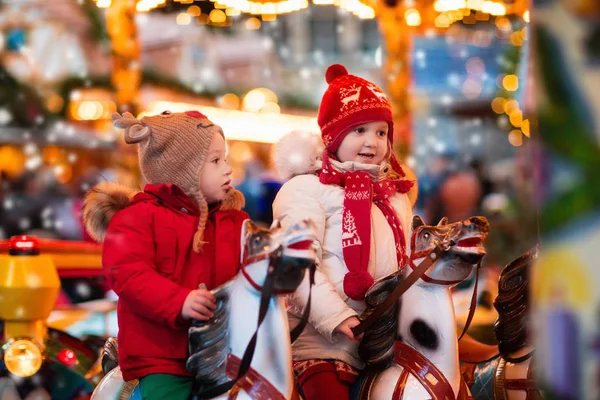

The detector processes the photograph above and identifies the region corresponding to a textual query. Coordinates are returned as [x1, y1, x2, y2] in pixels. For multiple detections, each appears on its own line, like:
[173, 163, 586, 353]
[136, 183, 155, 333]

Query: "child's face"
[199, 133, 232, 204]
[335, 120, 389, 165]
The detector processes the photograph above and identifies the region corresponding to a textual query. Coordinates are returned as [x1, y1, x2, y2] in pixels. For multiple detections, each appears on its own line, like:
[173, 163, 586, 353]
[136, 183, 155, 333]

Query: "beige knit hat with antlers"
[111, 110, 244, 252]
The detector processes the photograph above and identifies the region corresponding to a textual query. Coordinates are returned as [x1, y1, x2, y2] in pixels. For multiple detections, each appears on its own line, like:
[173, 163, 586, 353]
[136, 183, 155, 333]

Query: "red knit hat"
[318, 64, 394, 152]
[318, 64, 406, 184]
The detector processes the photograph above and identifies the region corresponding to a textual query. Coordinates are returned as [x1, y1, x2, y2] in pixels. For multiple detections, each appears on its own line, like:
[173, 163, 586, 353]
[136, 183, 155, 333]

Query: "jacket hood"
[83, 182, 138, 242]
[83, 181, 245, 242]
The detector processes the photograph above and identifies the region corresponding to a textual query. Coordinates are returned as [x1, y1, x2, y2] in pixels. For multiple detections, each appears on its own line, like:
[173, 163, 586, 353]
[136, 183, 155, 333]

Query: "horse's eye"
[423, 232, 430, 240]
[160, 110, 172, 117]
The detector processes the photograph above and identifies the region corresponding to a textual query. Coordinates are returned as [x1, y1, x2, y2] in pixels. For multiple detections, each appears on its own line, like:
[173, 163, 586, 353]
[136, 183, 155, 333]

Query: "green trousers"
[139, 374, 193, 400]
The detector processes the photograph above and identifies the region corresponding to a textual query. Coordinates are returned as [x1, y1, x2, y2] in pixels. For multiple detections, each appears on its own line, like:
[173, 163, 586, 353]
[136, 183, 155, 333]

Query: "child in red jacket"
[83, 110, 248, 400]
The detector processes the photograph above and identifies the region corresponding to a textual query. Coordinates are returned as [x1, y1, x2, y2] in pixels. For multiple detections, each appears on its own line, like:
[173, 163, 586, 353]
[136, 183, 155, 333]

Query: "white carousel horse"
[459, 248, 541, 400]
[354, 215, 489, 400]
[91, 219, 317, 400]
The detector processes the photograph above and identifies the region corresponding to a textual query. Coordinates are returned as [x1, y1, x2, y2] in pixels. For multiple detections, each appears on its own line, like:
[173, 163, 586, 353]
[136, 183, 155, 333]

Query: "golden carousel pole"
[103, 0, 142, 184]
[105, 0, 141, 115]
[373, 0, 437, 158]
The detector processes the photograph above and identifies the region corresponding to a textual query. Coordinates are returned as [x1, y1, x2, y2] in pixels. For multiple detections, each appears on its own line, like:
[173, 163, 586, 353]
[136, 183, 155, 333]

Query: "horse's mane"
[186, 281, 233, 395]
[493, 248, 537, 359]
[358, 270, 403, 371]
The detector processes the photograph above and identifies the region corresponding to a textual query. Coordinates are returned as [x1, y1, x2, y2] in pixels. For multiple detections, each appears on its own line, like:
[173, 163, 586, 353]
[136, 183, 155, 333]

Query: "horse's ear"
[412, 215, 425, 230]
[242, 219, 258, 242]
[437, 217, 448, 226]
[270, 219, 281, 230]
[240, 219, 257, 263]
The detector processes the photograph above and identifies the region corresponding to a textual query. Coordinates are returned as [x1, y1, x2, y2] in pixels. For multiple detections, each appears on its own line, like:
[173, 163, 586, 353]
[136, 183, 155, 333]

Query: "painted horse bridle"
[197, 243, 316, 400]
[352, 236, 481, 342]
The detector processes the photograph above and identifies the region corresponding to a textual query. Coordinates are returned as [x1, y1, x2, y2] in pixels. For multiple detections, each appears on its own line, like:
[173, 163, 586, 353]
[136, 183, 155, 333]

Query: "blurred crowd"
[415, 149, 537, 267]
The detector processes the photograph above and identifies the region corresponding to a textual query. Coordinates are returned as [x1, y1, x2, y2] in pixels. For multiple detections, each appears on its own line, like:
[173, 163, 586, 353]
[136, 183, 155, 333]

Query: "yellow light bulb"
[491, 97, 506, 114]
[209, 9, 227, 23]
[503, 75, 519, 92]
[404, 9, 422, 27]
[246, 17, 261, 30]
[508, 130, 523, 147]
[4, 340, 43, 378]
[522, 119, 530, 137]
[176, 12, 192, 25]
[504, 99, 519, 115]
[187, 5, 201, 16]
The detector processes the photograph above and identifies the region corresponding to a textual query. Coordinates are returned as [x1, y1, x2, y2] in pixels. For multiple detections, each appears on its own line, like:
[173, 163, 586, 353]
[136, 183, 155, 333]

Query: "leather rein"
[352, 239, 481, 342]
[196, 246, 315, 399]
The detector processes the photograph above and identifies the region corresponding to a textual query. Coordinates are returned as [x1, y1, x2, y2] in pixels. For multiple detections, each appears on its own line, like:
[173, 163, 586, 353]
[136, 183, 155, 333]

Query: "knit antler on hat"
[111, 112, 152, 144]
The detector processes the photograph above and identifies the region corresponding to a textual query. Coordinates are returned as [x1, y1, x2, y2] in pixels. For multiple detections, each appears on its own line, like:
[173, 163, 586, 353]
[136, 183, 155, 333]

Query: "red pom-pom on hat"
[325, 64, 348, 84]
[343, 270, 374, 301]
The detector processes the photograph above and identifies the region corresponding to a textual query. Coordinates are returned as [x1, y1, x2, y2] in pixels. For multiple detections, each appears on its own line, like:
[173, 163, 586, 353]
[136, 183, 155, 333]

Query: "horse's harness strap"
[226, 353, 288, 400]
[196, 250, 280, 399]
[392, 369, 409, 400]
[240, 266, 265, 292]
[408, 258, 464, 286]
[457, 378, 473, 400]
[240, 263, 296, 295]
[504, 349, 535, 364]
[352, 243, 447, 337]
[393, 341, 455, 400]
[409, 231, 463, 286]
[290, 262, 316, 344]
[457, 260, 482, 342]
[407, 253, 482, 343]
[242, 252, 270, 268]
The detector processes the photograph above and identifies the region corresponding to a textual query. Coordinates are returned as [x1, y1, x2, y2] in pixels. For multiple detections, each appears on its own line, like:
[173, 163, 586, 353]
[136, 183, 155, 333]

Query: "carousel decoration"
[0, 236, 100, 399]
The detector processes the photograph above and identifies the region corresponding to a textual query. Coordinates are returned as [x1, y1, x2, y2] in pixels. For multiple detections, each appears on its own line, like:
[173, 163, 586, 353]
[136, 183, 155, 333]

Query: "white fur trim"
[274, 130, 324, 181]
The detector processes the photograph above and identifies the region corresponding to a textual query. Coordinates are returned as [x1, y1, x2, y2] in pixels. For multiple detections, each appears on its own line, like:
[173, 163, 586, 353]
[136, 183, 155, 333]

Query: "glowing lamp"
[9, 236, 40, 256]
[57, 349, 78, 366]
[3, 339, 43, 377]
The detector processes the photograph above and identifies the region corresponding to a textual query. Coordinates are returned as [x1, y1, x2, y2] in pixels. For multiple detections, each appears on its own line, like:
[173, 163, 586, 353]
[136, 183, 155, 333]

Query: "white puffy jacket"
[272, 158, 413, 369]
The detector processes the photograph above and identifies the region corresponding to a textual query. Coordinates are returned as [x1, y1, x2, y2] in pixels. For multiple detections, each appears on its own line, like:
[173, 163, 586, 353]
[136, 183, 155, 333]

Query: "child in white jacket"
[272, 64, 415, 400]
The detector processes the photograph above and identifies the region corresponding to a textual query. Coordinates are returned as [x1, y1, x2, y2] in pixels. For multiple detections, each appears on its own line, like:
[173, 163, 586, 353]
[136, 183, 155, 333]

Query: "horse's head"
[241, 219, 317, 293]
[410, 215, 489, 285]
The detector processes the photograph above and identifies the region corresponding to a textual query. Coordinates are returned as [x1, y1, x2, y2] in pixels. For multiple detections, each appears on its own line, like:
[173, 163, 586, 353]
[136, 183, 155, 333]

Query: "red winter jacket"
[102, 183, 248, 381]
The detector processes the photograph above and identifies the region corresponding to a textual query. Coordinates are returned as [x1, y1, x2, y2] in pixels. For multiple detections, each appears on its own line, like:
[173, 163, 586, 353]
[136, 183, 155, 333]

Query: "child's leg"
[139, 374, 193, 400]
[300, 369, 351, 400]
[294, 360, 356, 400]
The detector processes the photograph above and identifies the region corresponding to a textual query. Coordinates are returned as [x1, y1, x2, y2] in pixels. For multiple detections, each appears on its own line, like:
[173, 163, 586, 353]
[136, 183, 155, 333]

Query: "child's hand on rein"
[181, 284, 217, 321]
[334, 316, 363, 341]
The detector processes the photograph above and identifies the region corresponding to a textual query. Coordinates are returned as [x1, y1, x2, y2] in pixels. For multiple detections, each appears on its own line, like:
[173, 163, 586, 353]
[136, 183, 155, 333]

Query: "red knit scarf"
[319, 152, 414, 300]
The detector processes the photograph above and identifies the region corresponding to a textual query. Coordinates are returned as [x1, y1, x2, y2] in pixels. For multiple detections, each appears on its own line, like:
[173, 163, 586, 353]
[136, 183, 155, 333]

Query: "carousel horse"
[459, 248, 541, 400]
[352, 215, 489, 400]
[353, 216, 541, 399]
[91, 218, 318, 400]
